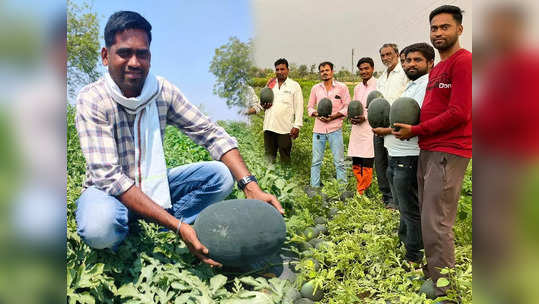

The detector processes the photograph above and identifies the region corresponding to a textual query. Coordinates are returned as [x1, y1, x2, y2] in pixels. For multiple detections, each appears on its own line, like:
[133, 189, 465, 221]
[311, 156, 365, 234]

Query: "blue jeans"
[310, 129, 346, 187]
[387, 156, 423, 262]
[75, 161, 234, 250]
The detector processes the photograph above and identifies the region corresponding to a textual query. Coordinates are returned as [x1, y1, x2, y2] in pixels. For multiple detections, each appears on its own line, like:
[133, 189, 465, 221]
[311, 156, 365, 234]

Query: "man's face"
[358, 62, 374, 81]
[404, 51, 432, 81]
[319, 64, 333, 81]
[430, 13, 463, 51]
[380, 47, 398, 69]
[102, 29, 151, 97]
[400, 53, 406, 66]
[275, 64, 289, 82]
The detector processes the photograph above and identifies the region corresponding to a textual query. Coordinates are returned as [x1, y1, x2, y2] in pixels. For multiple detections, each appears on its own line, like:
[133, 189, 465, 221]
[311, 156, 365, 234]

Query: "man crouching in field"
[74, 11, 283, 267]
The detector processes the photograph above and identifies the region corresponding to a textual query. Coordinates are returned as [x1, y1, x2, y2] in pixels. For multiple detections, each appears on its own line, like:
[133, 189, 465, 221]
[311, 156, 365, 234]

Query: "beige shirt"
[263, 77, 304, 134]
[376, 63, 409, 104]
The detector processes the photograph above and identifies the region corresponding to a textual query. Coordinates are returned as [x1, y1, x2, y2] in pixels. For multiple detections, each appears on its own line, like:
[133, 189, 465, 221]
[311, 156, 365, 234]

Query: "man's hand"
[262, 103, 273, 110]
[319, 116, 332, 123]
[350, 116, 365, 125]
[372, 127, 392, 136]
[290, 127, 300, 140]
[244, 182, 284, 215]
[312, 111, 319, 117]
[392, 123, 414, 140]
[178, 222, 222, 267]
[220, 149, 284, 215]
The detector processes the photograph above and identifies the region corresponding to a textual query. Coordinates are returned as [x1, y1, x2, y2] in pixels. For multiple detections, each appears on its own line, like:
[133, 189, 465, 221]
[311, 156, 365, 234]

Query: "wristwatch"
[237, 175, 258, 190]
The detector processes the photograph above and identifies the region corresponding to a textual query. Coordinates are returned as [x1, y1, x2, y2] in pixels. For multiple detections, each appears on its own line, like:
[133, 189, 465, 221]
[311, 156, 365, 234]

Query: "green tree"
[209, 37, 253, 108]
[67, 0, 101, 98]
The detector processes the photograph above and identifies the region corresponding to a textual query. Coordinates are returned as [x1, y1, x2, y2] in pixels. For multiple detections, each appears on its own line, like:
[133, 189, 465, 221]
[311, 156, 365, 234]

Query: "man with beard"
[259, 58, 303, 163]
[308, 61, 351, 188]
[75, 11, 283, 267]
[375, 43, 409, 209]
[372, 43, 434, 267]
[348, 57, 376, 195]
[393, 5, 472, 299]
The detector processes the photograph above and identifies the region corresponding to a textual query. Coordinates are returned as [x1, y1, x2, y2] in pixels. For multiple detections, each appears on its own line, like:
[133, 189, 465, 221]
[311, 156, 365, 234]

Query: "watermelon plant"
[67, 77, 472, 303]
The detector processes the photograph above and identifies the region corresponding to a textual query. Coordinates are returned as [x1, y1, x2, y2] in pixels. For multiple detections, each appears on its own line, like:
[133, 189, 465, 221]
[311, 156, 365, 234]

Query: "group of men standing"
[248, 4, 471, 299]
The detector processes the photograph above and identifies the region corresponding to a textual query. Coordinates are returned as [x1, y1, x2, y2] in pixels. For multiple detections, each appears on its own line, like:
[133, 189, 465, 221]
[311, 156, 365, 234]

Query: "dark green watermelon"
[389, 97, 420, 128]
[193, 199, 286, 267]
[347, 100, 364, 119]
[300, 280, 324, 301]
[259, 87, 274, 106]
[317, 98, 332, 117]
[366, 90, 384, 108]
[367, 98, 390, 128]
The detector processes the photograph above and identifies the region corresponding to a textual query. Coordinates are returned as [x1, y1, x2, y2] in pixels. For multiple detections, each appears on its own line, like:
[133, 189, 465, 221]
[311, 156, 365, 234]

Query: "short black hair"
[274, 58, 289, 68]
[318, 61, 334, 71]
[404, 42, 435, 62]
[399, 46, 408, 56]
[356, 57, 374, 68]
[429, 5, 464, 24]
[104, 11, 152, 48]
[379, 43, 399, 55]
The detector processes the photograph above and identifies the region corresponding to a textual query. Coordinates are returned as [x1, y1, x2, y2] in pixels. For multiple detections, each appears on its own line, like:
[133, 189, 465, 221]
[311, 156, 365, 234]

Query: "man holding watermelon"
[74, 11, 283, 267]
[393, 5, 472, 299]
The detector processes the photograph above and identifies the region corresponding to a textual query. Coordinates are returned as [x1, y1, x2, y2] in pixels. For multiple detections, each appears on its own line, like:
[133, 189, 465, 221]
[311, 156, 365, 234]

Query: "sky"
[72, 0, 254, 122]
[252, 0, 472, 74]
[67, 0, 473, 122]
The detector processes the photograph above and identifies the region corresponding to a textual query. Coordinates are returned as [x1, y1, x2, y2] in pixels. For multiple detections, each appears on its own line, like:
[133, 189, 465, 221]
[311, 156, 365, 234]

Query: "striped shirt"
[75, 76, 238, 196]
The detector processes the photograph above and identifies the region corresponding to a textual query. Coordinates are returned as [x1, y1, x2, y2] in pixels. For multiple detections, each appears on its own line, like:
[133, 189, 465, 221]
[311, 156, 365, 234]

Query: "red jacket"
[411, 48, 472, 158]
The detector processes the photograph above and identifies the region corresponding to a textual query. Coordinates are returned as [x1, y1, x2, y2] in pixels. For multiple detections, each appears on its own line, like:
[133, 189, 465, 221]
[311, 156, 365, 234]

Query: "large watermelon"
[366, 90, 384, 108]
[193, 199, 286, 267]
[317, 98, 332, 117]
[367, 98, 390, 128]
[389, 97, 420, 129]
[259, 87, 274, 106]
[347, 100, 364, 119]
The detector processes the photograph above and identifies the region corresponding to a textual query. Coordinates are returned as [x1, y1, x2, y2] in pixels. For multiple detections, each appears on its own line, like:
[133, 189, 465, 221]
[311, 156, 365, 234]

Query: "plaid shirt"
[75, 76, 238, 196]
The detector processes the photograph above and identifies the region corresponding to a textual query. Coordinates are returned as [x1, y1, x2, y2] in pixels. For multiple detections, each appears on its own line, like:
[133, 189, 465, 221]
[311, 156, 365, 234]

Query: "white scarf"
[105, 73, 172, 209]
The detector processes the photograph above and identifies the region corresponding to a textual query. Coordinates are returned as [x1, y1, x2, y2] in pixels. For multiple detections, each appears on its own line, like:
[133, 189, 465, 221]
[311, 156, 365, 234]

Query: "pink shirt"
[308, 80, 351, 134]
[348, 77, 376, 158]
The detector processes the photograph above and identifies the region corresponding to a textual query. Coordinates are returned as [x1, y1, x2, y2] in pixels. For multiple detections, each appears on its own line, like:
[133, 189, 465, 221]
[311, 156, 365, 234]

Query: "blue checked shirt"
[75, 76, 238, 196]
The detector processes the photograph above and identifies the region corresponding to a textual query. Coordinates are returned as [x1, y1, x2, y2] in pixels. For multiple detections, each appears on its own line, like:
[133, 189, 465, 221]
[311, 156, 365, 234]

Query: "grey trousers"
[418, 150, 470, 296]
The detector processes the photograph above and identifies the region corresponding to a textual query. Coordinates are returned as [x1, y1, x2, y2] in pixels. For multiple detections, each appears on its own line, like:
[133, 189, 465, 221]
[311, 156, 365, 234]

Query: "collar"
[385, 62, 404, 75]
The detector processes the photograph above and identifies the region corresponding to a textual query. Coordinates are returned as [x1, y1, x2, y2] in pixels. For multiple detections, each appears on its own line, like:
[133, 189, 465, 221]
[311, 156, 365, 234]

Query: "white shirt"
[263, 78, 304, 134]
[376, 63, 409, 104]
[384, 73, 429, 157]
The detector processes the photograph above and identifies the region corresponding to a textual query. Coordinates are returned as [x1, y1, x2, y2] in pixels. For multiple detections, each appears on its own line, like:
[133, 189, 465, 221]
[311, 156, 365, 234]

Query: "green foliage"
[67, 74, 472, 303]
[67, 0, 101, 98]
[209, 37, 254, 108]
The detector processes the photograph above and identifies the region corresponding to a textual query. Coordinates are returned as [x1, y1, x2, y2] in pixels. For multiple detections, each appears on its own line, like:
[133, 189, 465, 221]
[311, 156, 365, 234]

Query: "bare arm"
[119, 186, 221, 266]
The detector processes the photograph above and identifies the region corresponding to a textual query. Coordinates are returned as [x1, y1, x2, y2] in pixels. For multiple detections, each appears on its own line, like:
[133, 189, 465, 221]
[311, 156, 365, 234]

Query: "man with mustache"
[74, 11, 283, 267]
[258, 58, 304, 163]
[374, 43, 409, 210]
[372, 43, 435, 268]
[393, 5, 472, 299]
[307, 61, 350, 189]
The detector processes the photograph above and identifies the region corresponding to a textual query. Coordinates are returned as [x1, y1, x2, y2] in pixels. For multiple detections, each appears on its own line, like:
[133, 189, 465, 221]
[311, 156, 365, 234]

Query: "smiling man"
[75, 11, 283, 267]
[307, 61, 351, 189]
[392, 5, 472, 299]
[348, 57, 376, 195]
